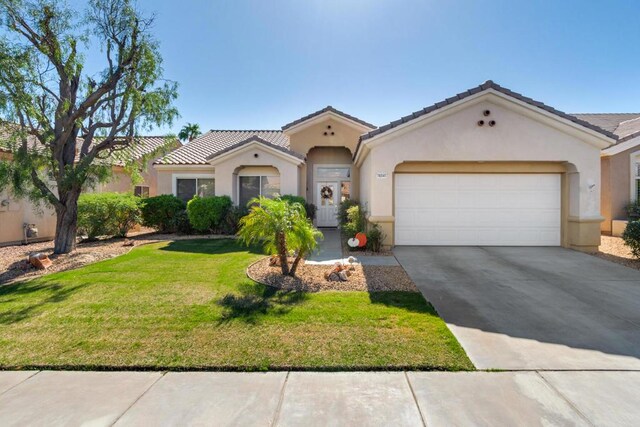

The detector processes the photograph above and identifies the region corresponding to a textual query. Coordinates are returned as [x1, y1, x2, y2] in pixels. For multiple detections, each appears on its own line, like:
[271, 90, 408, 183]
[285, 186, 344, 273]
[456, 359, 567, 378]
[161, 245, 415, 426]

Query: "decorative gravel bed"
[593, 235, 640, 270]
[0, 233, 235, 284]
[247, 257, 419, 292]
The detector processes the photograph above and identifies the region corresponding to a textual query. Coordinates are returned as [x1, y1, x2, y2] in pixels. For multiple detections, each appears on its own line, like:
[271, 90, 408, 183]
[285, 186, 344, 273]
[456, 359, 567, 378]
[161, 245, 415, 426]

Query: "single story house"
[0, 136, 178, 246]
[572, 114, 640, 236]
[155, 80, 615, 252]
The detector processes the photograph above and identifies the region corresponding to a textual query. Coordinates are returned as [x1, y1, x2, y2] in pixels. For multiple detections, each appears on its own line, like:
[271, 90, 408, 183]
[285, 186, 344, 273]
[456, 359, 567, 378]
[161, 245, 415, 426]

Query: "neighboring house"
[573, 114, 640, 236]
[155, 80, 614, 252]
[89, 136, 180, 198]
[0, 135, 179, 246]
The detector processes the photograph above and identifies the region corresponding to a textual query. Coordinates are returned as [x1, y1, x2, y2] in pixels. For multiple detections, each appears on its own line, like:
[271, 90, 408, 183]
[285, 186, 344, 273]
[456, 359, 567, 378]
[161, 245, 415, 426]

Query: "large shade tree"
[0, 0, 178, 253]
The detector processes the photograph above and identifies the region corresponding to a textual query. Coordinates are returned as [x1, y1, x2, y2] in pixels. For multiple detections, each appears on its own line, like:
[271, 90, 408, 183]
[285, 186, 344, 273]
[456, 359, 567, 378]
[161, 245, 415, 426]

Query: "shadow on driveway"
[394, 246, 640, 370]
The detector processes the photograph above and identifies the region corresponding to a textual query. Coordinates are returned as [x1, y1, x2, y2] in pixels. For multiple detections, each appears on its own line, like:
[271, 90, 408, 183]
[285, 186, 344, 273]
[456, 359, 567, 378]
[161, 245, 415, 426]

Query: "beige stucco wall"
[97, 157, 161, 196]
[600, 142, 639, 234]
[288, 117, 363, 156]
[358, 95, 608, 252]
[0, 190, 57, 246]
[0, 153, 57, 245]
[211, 144, 301, 204]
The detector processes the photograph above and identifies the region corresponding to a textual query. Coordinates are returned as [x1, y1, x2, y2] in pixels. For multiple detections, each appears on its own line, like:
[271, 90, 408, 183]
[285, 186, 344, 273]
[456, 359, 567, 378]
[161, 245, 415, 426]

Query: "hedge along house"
[154, 81, 615, 252]
[0, 135, 179, 246]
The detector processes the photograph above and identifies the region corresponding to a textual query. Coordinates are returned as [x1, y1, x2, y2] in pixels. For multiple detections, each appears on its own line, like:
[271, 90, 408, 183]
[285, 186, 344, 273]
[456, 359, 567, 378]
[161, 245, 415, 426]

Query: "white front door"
[316, 181, 339, 227]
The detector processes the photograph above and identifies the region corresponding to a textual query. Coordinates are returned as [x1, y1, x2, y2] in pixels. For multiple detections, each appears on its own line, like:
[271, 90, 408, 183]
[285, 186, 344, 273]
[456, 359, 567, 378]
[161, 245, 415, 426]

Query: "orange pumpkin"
[355, 232, 367, 247]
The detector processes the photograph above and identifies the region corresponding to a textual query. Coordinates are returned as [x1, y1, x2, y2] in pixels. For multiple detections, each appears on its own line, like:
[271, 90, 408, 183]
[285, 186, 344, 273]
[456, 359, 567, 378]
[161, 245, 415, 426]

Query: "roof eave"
[354, 86, 616, 165]
[282, 107, 375, 134]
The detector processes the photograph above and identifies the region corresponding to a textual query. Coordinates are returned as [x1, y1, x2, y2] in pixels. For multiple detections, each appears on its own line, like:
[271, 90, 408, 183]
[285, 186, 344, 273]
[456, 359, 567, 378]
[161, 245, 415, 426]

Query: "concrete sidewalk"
[1, 370, 639, 426]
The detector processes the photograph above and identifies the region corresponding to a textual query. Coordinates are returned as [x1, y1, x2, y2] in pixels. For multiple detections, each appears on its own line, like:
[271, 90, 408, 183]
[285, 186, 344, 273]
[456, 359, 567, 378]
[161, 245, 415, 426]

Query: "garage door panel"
[395, 174, 561, 246]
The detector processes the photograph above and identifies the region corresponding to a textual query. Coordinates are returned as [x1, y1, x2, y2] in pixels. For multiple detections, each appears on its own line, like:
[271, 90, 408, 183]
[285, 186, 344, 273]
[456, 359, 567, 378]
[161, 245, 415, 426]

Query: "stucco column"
[567, 159, 604, 253]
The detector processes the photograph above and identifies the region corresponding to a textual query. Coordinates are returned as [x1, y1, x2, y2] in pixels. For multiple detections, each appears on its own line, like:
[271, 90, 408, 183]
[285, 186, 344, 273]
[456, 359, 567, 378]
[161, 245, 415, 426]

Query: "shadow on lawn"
[367, 291, 437, 315]
[159, 238, 263, 256]
[217, 285, 307, 324]
[0, 281, 86, 324]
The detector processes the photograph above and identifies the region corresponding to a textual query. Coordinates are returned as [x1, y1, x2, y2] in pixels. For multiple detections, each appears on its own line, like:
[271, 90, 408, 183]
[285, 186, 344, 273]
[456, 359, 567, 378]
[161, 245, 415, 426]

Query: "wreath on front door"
[320, 185, 333, 200]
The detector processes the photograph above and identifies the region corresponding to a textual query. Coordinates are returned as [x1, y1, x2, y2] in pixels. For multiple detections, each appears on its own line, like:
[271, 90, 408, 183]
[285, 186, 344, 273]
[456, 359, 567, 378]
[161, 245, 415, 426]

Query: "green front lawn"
[0, 239, 473, 370]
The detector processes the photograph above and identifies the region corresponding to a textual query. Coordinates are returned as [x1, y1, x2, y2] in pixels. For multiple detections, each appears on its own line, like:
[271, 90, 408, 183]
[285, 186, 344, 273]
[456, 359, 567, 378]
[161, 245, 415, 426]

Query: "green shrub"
[186, 196, 233, 232]
[78, 192, 141, 239]
[173, 209, 194, 234]
[343, 204, 366, 237]
[623, 221, 640, 258]
[366, 223, 385, 253]
[281, 194, 305, 206]
[337, 199, 359, 227]
[281, 194, 316, 221]
[221, 205, 248, 235]
[304, 203, 317, 221]
[627, 202, 640, 221]
[139, 194, 186, 233]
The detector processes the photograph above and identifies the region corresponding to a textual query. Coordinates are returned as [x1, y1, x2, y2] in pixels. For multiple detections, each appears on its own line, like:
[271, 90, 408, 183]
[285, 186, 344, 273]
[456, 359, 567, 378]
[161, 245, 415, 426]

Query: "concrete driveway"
[394, 246, 640, 370]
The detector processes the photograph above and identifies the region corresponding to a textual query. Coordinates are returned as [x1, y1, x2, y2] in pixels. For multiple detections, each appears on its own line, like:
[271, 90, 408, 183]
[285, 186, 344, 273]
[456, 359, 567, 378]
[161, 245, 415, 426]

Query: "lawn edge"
[0, 364, 474, 372]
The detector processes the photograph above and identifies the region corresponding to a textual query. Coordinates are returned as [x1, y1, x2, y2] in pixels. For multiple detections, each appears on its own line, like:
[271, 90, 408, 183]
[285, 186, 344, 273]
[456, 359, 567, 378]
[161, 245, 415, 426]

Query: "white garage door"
[395, 174, 561, 246]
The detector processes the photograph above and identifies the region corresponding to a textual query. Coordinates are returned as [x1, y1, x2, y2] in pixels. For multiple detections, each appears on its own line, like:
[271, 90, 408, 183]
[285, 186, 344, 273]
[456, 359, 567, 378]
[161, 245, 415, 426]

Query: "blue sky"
[90, 0, 640, 134]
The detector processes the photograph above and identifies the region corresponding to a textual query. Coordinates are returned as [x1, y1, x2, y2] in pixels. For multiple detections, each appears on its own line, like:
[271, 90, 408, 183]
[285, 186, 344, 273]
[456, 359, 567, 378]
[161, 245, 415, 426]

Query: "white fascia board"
[602, 135, 640, 156]
[153, 164, 213, 170]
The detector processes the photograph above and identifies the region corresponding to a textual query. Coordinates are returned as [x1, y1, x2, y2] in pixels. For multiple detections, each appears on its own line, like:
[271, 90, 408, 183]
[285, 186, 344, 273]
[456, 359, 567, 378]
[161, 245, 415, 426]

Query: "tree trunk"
[276, 231, 289, 276]
[289, 251, 304, 277]
[53, 189, 80, 254]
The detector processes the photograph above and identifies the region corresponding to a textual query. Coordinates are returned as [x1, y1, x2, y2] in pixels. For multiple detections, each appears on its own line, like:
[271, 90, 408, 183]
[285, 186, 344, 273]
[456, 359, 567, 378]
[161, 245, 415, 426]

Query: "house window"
[239, 176, 281, 207]
[134, 185, 150, 198]
[176, 178, 215, 202]
[317, 167, 350, 179]
[341, 181, 351, 202]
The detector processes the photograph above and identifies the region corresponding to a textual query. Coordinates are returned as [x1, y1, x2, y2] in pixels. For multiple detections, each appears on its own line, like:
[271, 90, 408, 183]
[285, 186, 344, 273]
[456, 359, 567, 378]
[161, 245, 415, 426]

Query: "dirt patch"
[0, 232, 235, 284]
[247, 257, 418, 292]
[593, 235, 640, 270]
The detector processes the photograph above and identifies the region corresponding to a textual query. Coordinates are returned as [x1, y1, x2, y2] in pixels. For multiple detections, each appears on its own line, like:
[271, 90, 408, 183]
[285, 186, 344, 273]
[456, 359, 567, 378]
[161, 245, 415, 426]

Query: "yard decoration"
[320, 185, 333, 200]
[355, 232, 367, 248]
[347, 237, 360, 247]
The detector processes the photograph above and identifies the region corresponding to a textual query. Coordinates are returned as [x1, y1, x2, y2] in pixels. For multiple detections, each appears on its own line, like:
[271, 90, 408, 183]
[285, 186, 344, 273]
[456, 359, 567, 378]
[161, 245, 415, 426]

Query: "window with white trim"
[134, 185, 150, 198]
[176, 178, 215, 202]
[239, 176, 280, 207]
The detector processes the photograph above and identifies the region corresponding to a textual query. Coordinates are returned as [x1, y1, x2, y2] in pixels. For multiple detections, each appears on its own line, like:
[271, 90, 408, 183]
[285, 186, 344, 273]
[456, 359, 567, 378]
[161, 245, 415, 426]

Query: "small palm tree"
[238, 196, 322, 277]
[178, 123, 201, 142]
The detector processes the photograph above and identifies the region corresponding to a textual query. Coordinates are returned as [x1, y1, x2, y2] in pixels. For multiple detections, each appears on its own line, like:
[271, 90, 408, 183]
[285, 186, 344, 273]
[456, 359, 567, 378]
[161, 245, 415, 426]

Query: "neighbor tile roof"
[573, 114, 640, 143]
[358, 80, 617, 146]
[281, 105, 376, 131]
[572, 113, 640, 133]
[155, 130, 291, 165]
[0, 126, 176, 166]
[107, 136, 178, 166]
